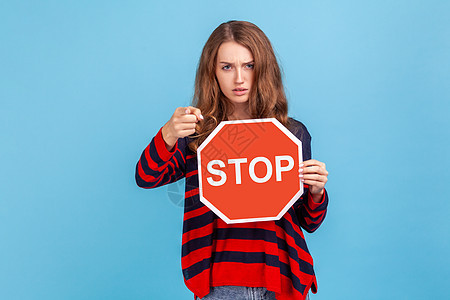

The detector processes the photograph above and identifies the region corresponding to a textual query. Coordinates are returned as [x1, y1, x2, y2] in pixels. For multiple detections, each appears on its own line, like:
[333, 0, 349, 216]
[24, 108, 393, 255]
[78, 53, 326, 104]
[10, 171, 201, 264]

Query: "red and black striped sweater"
[135, 118, 328, 300]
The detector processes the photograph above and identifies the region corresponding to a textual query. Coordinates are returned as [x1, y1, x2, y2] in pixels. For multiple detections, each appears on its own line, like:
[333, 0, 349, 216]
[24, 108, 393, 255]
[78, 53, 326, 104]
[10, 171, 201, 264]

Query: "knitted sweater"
[135, 118, 328, 300]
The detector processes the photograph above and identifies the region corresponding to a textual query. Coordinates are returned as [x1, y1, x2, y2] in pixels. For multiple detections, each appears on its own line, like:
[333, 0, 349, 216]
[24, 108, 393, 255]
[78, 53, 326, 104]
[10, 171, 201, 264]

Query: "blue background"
[1, 1, 449, 299]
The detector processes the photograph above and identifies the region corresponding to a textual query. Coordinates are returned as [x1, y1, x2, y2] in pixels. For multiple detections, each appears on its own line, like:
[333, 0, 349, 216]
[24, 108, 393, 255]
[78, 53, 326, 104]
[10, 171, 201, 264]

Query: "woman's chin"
[228, 97, 249, 105]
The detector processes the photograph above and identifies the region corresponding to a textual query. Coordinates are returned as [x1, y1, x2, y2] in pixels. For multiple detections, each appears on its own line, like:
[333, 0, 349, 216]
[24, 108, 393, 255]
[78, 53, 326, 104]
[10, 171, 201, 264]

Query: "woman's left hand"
[299, 159, 329, 203]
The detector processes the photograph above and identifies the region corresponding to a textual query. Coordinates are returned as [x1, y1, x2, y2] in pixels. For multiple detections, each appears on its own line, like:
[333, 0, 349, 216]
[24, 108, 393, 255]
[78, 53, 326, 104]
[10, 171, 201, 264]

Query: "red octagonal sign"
[197, 118, 303, 224]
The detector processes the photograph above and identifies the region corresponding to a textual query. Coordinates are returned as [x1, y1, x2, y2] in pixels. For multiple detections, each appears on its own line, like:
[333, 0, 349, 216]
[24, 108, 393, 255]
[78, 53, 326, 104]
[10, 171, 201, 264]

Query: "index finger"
[185, 106, 204, 121]
[301, 159, 325, 168]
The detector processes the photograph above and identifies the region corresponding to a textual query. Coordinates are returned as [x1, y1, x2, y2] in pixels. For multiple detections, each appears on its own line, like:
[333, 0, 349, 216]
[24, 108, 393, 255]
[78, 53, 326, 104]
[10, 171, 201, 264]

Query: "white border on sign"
[197, 118, 303, 224]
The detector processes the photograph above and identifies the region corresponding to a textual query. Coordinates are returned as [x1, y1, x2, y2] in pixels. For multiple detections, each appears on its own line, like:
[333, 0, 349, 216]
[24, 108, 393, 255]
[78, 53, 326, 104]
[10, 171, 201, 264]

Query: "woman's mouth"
[232, 88, 248, 96]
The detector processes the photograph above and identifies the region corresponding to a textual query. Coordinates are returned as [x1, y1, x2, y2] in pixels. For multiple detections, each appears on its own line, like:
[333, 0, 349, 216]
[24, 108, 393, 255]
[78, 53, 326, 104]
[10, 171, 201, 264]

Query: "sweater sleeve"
[135, 127, 187, 189]
[289, 118, 329, 233]
[297, 187, 329, 233]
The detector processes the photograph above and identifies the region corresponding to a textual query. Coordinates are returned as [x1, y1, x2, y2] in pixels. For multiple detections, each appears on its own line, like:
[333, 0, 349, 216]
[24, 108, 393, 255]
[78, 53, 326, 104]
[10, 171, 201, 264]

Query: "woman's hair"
[189, 20, 289, 153]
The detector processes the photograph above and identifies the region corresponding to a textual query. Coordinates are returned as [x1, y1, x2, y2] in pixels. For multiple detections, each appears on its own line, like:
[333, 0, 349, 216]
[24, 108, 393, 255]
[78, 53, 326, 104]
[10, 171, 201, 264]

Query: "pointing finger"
[185, 106, 204, 121]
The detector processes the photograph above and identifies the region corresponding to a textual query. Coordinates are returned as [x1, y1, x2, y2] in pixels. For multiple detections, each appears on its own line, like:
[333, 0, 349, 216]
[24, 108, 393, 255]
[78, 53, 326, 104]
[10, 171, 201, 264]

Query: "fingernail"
[299, 168, 303, 173]
[199, 114, 204, 120]
[299, 163, 304, 167]
[301, 179, 305, 182]
[299, 174, 304, 178]
[185, 109, 189, 114]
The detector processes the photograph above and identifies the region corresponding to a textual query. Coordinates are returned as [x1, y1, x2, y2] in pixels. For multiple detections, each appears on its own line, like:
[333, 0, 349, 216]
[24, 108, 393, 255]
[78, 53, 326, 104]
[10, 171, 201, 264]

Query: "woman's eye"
[246, 64, 254, 69]
[222, 65, 231, 70]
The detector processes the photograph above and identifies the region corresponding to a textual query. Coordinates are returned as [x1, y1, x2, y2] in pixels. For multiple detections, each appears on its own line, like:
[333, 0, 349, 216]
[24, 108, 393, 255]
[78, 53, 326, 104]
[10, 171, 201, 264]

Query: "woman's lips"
[232, 88, 248, 96]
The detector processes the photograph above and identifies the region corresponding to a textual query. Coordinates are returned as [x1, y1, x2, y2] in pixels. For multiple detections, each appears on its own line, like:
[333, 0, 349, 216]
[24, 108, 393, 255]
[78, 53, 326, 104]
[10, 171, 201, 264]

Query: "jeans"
[196, 286, 310, 300]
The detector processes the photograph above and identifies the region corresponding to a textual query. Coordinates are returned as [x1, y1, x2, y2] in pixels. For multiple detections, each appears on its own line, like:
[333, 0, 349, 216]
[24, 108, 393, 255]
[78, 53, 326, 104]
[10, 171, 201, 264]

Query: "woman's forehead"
[216, 41, 253, 62]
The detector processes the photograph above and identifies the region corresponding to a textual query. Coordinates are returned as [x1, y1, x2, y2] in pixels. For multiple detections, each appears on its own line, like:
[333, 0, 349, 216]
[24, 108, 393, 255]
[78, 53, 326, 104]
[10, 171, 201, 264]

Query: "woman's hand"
[299, 159, 329, 203]
[161, 106, 203, 151]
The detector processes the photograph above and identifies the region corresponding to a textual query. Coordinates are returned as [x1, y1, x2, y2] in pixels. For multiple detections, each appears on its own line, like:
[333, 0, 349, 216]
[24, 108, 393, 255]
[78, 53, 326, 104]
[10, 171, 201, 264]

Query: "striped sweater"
[135, 118, 328, 300]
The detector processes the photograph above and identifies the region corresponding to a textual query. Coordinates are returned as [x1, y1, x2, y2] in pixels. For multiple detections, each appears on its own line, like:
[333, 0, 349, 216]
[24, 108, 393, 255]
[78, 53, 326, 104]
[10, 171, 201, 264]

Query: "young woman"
[136, 21, 329, 300]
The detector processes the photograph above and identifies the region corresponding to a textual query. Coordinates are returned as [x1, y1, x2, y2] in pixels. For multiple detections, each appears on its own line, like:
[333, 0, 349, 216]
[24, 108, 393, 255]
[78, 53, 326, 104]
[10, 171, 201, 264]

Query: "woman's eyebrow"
[218, 61, 254, 64]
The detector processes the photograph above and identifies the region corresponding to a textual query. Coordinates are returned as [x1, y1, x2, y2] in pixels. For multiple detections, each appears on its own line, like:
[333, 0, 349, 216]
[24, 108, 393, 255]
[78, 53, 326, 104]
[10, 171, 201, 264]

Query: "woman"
[136, 20, 329, 300]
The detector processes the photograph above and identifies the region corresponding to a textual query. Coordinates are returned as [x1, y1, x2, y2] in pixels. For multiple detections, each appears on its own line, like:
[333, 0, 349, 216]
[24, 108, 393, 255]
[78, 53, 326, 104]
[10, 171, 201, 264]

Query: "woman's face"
[215, 41, 255, 106]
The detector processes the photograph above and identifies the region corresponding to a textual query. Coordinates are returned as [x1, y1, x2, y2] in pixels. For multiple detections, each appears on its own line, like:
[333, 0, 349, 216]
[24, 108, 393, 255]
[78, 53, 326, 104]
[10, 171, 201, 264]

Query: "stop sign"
[197, 118, 303, 224]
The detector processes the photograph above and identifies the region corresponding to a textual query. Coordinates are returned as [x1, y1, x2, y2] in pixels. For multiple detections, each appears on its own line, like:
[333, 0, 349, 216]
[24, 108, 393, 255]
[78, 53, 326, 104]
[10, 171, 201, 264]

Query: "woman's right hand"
[161, 106, 203, 151]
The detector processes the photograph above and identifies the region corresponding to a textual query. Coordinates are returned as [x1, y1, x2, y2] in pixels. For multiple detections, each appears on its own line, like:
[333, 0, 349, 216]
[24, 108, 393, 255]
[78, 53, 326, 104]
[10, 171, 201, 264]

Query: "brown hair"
[189, 20, 289, 153]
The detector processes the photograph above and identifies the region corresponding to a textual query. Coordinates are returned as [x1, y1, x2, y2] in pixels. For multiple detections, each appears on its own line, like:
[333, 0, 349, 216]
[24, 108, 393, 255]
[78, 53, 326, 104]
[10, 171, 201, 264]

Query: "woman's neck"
[228, 103, 251, 120]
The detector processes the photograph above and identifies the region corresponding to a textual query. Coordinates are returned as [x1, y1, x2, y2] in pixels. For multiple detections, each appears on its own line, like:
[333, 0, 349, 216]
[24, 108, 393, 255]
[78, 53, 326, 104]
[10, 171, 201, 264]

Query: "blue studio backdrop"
[1, 1, 449, 299]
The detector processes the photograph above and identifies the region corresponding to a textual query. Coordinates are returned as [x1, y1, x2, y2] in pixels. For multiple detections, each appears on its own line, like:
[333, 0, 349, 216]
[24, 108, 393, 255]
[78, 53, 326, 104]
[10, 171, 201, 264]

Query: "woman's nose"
[235, 69, 244, 84]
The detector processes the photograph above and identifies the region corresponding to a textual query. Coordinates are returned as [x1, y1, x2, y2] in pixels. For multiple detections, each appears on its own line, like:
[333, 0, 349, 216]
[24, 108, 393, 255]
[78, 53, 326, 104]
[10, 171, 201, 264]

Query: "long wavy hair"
[189, 20, 289, 153]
